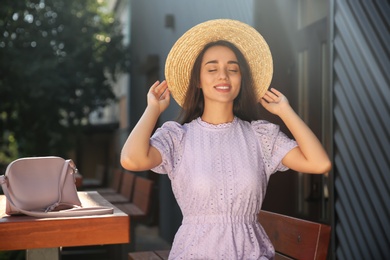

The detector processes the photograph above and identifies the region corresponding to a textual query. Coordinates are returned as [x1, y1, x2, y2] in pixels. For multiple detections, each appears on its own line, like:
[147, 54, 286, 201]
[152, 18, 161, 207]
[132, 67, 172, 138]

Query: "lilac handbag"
[0, 156, 113, 217]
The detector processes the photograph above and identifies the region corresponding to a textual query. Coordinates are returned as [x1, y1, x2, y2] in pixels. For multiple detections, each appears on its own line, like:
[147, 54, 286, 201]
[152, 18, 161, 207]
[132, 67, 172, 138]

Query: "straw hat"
[165, 19, 273, 107]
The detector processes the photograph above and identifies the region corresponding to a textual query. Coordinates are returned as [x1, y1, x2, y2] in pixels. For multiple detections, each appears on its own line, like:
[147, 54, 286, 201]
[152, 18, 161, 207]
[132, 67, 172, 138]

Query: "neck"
[201, 103, 234, 125]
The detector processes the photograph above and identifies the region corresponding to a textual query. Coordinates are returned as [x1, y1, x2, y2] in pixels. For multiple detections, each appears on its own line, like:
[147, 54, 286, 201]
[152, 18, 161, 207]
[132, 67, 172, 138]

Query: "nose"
[218, 68, 228, 80]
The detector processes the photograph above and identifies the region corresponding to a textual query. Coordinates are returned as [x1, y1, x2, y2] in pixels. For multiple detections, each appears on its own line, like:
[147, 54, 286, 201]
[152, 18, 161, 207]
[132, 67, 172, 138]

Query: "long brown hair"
[178, 40, 262, 124]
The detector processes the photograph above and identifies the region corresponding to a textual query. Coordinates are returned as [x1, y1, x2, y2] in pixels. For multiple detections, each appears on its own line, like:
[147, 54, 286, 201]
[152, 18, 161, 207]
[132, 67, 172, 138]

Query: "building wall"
[331, 0, 390, 259]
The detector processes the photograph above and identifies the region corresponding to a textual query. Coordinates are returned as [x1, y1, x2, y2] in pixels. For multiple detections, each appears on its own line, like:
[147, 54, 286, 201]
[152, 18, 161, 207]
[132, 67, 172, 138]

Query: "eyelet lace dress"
[150, 117, 297, 260]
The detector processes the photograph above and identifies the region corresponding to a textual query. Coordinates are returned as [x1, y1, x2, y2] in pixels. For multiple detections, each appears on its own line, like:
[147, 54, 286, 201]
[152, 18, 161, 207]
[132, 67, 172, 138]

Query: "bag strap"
[0, 162, 113, 218]
[44, 159, 78, 212]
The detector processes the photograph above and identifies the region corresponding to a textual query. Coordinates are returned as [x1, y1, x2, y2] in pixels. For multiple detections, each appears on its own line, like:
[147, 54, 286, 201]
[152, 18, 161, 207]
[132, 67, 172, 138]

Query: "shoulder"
[233, 118, 279, 135]
[159, 120, 184, 131]
[249, 119, 280, 135]
[152, 120, 188, 141]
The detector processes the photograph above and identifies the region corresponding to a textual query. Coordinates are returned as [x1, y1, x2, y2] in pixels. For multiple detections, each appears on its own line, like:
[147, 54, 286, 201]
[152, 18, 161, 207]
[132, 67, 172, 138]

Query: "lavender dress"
[150, 117, 297, 260]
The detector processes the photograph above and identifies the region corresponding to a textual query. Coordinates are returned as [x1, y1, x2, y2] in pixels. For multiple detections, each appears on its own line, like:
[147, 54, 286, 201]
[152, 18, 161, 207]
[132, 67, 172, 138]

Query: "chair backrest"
[119, 171, 136, 201]
[132, 177, 154, 214]
[95, 164, 105, 182]
[109, 168, 123, 191]
[258, 210, 331, 260]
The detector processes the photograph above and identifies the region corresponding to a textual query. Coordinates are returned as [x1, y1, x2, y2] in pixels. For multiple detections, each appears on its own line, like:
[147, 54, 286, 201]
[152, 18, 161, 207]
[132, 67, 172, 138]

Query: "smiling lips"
[214, 85, 231, 91]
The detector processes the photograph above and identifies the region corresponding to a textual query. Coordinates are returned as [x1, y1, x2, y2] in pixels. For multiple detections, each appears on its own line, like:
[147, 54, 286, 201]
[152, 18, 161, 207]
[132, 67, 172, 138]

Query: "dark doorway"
[254, 0, 331, 223]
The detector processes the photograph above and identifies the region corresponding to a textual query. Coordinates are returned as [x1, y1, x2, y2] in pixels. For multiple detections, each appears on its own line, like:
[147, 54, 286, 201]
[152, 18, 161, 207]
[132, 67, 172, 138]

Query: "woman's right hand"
[147, 80, 170, 113]
[121, 80, 168, 171]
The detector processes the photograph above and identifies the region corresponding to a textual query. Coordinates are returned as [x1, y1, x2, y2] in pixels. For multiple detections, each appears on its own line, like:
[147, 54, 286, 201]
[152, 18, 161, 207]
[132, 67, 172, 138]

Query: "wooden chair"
[114, 176, 154, 252]
[90, 168, 123, 194]
[128, 210, 331, 260]
[101, 171, 136, 203]
[114, 176, 154, 221]
[81, 164, 105, 188]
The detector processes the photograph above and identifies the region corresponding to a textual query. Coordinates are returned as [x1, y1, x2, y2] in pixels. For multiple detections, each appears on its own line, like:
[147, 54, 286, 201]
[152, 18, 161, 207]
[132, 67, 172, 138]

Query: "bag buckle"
[0, 175, 8, 187]
[69, 160, 78, 175]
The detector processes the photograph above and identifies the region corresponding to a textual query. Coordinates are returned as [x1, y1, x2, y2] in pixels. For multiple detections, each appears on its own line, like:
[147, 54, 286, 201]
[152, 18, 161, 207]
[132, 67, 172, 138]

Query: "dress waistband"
[182, 214, 258, 224]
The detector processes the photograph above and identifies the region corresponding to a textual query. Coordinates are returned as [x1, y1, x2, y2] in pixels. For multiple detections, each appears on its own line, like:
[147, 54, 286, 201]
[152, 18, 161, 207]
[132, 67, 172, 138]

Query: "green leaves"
[0, 0, 130, 159]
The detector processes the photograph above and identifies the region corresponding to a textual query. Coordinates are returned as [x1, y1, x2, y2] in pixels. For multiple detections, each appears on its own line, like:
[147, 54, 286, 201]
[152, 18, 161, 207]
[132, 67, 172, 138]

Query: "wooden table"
[0, 191, 130, 259]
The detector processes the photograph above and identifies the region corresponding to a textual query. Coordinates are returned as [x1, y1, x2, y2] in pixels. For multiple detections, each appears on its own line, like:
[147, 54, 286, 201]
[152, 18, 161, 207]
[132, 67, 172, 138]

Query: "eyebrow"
[204, 60, 239, 65]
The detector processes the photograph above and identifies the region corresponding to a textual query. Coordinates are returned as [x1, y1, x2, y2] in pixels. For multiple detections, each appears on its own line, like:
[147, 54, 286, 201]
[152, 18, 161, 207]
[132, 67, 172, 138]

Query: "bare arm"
[260, 88, 331, 174]
[120, 80, 170, 171]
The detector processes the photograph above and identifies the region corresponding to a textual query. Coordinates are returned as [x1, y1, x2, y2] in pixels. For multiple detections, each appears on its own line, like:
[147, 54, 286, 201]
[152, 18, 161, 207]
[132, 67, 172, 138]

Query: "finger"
[157, 82, 168, 98]
[270, 88, 282, 97]
[260, 98, 269, 105]
[262, 91, 276, 102]
[159, 87, 170, 100]
[264, 91, 278, 100]
[154, 80, 167, 93]
[161, 89, 170, 101]
[149, 80, 160, 93]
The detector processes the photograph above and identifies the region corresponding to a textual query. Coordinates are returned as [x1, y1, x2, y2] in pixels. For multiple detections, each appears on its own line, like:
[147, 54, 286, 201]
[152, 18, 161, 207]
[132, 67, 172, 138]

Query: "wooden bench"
[258, 210, 331, 260]
[128, 210, 331, 260]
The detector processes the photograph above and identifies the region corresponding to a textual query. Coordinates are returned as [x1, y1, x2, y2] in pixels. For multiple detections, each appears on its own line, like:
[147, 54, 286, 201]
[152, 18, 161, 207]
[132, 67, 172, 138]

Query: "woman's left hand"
[260, 88, 290, 116]
[261, 88, 331, 174]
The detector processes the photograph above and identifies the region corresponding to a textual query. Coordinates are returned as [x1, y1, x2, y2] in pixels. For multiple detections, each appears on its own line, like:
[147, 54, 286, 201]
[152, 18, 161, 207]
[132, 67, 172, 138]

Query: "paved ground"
[134, 224, 171, 251]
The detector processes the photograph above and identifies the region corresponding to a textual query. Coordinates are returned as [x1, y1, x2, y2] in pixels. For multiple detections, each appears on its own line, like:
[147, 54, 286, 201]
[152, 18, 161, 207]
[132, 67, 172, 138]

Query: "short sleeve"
[251, 120, 298, 176]
[150, 121, 185, 177]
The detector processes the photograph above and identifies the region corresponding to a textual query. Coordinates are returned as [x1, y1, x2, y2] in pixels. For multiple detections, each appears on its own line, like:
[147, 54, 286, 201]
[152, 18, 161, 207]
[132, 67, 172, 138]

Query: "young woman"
[121, 19, 331, 259]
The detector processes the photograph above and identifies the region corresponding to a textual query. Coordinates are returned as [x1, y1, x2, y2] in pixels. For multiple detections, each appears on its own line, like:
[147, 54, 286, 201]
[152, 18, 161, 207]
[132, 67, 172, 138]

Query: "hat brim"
[165, 19, 273, 107]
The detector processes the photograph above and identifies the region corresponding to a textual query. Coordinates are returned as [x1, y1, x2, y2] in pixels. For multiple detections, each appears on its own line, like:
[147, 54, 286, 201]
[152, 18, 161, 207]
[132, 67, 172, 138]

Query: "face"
[200, 45, 241, 106]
